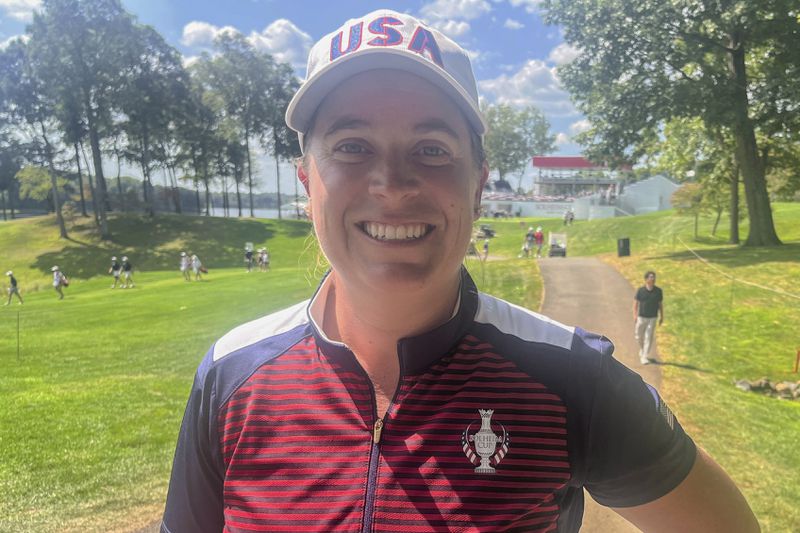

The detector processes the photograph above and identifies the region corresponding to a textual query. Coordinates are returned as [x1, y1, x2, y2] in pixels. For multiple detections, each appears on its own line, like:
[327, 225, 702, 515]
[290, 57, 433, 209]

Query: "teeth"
[363, 222, 429, 241]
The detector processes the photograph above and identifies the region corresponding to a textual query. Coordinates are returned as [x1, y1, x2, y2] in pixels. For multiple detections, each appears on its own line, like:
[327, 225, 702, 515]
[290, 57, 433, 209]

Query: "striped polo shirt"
[162, 269, 695, 532]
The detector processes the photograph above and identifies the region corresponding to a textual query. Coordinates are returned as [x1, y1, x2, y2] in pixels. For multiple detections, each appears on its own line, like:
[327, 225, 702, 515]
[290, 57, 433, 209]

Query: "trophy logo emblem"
[461, 409, 510, 474]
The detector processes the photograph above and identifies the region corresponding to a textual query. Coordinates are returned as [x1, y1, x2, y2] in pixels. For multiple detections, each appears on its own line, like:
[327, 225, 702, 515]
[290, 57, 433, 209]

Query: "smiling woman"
[161, 8, 760, 533]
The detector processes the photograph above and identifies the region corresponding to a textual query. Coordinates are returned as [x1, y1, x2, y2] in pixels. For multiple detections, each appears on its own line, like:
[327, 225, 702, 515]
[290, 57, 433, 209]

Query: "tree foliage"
[542, 0, 799, 246]
[483, 103, 555, 190]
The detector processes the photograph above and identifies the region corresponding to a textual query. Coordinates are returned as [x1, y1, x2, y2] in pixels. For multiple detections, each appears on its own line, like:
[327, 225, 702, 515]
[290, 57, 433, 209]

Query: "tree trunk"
[9, 181, 15, 219]
[195, 182, 201, 214]
[235, 177, 242, 217]
[203, 176, 211, 216]
[693, 213, 698, 240]
[116, 154, 125, 212]
[40, 123, 68, 239]
[729, 165, 740, 244]
[727, 42, 780, 246]
[86, 115, 110, 238]
[141, 130, 155, 217]
[1, 190, 6, 220]
[81, 143, 100, 226]
[273, 129, 282, 220]
[711, 208, 722, 236]
[73, 143, 88, 217]
[245, 130, 254, 217]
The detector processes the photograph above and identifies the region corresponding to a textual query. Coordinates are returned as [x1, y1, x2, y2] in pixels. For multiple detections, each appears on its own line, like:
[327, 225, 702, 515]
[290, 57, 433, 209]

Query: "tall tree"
[205, 34, 274, 217]
[262, 62, 301, 219]
[118, 24, 188, 217]
[483, 103, 556, 191]
[542, 0, 799, 245]
[28, 0, 143, 239]
[0, 38, 68, 238]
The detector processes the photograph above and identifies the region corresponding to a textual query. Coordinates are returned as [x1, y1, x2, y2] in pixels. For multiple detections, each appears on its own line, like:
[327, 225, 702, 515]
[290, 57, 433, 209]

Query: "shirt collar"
[306, 267, 480, 375]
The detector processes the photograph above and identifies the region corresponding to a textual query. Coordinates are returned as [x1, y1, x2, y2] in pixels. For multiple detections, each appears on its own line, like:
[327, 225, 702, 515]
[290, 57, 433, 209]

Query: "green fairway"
[1, 207, 797, 531]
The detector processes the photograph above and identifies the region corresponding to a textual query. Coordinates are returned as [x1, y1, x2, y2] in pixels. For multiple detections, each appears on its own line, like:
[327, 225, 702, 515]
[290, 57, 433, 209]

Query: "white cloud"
[181, 21, 238, 48]
[180, 19, 312, 69]
[548, 42, 580, 65]
[247, 19, 313, 67]
[181, 55, 200, 69]
[0, 0, 40, 22]
[569, 119, 591, 135]
[431, 19, 471, 37]
[554, 132, 570, 146]
[503, 18, 524, 30]
[0, 33, 28, 49]
[508, 0, 542, 14]
[421, 0, 491, 21]
[479, 59, 577, 117]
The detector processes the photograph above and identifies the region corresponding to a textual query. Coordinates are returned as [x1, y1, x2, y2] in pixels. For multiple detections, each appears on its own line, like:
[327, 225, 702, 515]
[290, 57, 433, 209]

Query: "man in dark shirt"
[5, 270, 23, 305]
[633, 270, 663, 364]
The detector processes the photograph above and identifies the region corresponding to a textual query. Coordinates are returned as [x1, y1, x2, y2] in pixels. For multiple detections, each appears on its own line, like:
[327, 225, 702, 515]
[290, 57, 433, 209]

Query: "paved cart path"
[539, 257, 663, 533]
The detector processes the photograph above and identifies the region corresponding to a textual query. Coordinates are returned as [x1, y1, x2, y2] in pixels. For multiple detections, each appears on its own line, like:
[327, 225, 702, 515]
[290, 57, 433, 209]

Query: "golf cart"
[476, 224, 496, 239]
[548, 232, 567, 257]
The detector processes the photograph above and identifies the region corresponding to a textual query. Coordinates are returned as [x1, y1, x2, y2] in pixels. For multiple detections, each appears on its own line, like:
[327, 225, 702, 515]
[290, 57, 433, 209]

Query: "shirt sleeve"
[161, 353, 225, 533]
[583, 350, 696, 507]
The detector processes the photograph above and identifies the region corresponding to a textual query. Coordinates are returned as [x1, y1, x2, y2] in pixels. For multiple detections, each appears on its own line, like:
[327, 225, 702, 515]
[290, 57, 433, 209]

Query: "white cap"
[180, 251, 186, 256]
[5, 271, 11, 276]
[51, 265, 59, 271]
[536, 226, 542, 231]
[286, 9, 486, 150]
[122, 256, 128, 261]
[111, 256, 117, 261]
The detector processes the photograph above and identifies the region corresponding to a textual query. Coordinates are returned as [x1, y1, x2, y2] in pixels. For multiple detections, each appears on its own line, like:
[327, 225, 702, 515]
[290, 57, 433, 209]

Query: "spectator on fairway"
[191, 254, 203, 281]
[520, 226, 534, 258]
[634, 270, 664, 365]
[261, 248, 270, 272]
[163, 10, 758, 533]
[534, 226, 545, 257]
[180, 252, 191, 281]
[121, 256, 135, 288]
[5, 271, 23, 305]
[109, 256, 121, 288]
[244, 247, 254, 272]
[51, 265, 67, 300]
[482, 238, 489, 260]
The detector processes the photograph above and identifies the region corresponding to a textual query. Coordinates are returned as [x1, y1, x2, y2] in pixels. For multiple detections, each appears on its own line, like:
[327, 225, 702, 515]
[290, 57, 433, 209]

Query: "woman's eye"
[419, 146, 447, 157]
[336, 143, 366, 154]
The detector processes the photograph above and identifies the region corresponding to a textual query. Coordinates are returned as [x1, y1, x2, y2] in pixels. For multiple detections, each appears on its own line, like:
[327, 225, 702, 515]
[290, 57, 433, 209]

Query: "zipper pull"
[373, 418, 384, 444]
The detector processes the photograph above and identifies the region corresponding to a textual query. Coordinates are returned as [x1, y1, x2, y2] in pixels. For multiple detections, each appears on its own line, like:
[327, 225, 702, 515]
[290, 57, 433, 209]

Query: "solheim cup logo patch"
[461, 409, 510, 474]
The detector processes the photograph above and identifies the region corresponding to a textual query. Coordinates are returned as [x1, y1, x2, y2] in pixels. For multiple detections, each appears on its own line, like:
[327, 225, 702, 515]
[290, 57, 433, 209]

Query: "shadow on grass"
[650, 242, 800, 267]
[32, 214, 313, 277]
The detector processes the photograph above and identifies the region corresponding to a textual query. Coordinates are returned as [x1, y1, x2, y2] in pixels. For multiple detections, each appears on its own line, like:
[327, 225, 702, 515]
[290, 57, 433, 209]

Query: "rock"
[752, 378, 771, 391]
[734, 379, 752, 392]
[775, 382, 795, 394]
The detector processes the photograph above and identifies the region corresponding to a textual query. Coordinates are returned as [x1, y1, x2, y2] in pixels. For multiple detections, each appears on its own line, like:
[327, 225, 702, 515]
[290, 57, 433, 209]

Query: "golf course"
[1, 206, 798, 532]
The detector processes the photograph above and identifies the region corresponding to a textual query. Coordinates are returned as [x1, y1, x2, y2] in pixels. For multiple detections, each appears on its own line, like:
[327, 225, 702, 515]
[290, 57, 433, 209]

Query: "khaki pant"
[635, 316, 658, 362]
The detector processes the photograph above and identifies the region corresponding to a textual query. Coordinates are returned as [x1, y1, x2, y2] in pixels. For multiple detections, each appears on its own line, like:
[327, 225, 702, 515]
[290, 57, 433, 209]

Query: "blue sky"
[0, 0, 589, 191]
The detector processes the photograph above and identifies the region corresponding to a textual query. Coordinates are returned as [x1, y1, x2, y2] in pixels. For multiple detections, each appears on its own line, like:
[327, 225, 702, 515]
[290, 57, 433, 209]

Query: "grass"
[1, 206, 798, 531]
[561, 203, 800, 532]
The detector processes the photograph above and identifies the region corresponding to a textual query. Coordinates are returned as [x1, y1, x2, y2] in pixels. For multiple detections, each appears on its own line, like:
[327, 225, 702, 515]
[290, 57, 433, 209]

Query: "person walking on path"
[51, 265, 67, 300]
[244, 247, 254, 272]
[634, 270, 663, 365]
[180, 252, 191, 281]
[520, 226, 535, 257]
[121, 256, 135, 288]
[109, 256, 121, 288]
[5, 271, 23, 305]
[162, 10, 758, 533]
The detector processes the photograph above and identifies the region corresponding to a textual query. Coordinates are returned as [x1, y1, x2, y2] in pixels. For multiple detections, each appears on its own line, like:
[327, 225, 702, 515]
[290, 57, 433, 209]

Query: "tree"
[672, 182, 704, 239]
[261, 62, 301, 219]
[641, 117, 743, 243]
[542, 0, 798, 246]
[0, 143, 22, 220]
[206, 34, 275, 217]
[118, 24, 188, 217]
[483, 103, 555, 191]
[0, 38, 68, 238]
[28, 0, 144, 239]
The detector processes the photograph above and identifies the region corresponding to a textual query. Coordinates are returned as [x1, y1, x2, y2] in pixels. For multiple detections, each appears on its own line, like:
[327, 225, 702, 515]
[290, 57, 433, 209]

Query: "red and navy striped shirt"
[162, 269, 695, 532]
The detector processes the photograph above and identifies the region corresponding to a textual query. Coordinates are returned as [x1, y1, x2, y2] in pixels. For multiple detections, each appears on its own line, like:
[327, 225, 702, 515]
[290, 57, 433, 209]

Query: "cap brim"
[286, 48, 486, 148]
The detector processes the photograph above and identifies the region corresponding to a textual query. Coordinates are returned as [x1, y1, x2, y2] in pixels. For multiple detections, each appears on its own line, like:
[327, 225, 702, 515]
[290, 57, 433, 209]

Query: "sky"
[0, 0, 589, 193]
